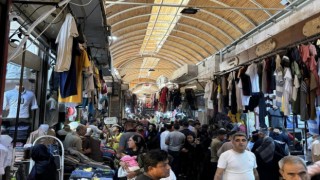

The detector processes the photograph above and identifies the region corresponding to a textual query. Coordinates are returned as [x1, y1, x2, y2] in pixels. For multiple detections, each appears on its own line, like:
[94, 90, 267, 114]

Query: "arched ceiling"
[103, 0, 287, 93]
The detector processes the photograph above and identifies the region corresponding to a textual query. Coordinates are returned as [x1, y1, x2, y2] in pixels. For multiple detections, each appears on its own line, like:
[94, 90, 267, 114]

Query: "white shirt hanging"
[55, 13, 79, 72]
[245, 63, 260, 93]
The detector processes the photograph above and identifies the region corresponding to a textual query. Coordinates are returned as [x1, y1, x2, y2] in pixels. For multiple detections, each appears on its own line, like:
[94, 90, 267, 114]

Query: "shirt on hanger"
[55, 13, 79, 72]
[245, 63, 260, 93]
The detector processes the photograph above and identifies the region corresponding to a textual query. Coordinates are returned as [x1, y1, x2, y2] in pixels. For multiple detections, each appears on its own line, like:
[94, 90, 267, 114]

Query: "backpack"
[274, 140, 289, 159]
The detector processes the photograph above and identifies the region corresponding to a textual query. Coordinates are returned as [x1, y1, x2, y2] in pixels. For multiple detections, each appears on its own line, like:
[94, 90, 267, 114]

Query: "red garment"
[299, 44, 310, 63]
[159, 87, 168, 112]
[300, 44, 320, 96]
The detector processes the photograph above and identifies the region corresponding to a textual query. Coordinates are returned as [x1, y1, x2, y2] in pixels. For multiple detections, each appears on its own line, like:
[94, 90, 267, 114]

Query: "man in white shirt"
[214, 132, 259, 180]
[160, 124, 173, 152]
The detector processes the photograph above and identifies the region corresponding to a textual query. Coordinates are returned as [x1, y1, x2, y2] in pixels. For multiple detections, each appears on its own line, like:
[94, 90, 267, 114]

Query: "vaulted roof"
[104, 0, 288, 93]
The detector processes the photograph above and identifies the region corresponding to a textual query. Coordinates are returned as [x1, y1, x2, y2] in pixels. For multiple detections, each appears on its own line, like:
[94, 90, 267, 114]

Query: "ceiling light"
[180, 7, 199, 14]
[109, 36, 117, 41]
[280, 0, 291, 6]
[139, 57, 159, 78]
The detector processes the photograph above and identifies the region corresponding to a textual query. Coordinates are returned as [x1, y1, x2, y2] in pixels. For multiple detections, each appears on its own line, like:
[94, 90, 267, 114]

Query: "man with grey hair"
[64, 124, 87, 153]
[279, 156, 310, 180]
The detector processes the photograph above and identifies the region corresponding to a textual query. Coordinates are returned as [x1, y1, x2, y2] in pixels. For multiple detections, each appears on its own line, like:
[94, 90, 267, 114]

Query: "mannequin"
[3, 84, 38, 119]
[25, 124, 56, 146]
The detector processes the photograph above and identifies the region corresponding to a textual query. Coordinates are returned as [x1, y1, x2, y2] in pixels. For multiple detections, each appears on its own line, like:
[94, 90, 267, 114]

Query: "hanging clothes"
[227, 72, 233, 107]
[268, 108, 284, 128]
[170, 89, 181, 110]
[83, 60, 95, 95]
[261, 60, 268, 93]
[300, 79, 309, 121]
[310, 73, 317, 120]
[265, 57, 276, 93]
[59, 49, 91, 103]
[291, 61, 301, 115]
[235, 75, 243, 111]
[159, 87, 168, 112]
[275, 55, 284, 107]
[55, 13, 79, 72]
[59, 38, 80, 98]
[282, 67, 292, 116]
[238, 66, 252, 96]
[238, 67, 251, 107]
[245, 62, 260, 93]
[204, 80, 213, 110]
[185, 88, 198, 110]
[204, 80, 213, 98]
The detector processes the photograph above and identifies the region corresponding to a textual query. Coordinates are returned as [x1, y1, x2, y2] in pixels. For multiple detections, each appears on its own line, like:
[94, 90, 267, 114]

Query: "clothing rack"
[213, 33, 320, 77]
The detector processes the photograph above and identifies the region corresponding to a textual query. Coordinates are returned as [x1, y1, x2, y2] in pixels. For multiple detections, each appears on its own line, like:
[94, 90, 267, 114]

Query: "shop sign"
[104, 117, 117, 124]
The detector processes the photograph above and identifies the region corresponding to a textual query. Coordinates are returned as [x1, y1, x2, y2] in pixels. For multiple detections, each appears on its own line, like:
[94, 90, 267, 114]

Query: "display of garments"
[204, 81, 213, 99]
[257, 62, 263, 92]
[227, 72, 233, 106]
[221, 75, 227, 96]
[300, 80, 309, 120]
[310, 73, 317, 120]
[55, 13, 79, 72]
[275, 55, 284, 107]
[185, 88, 198, 110]
[291, 61, 301, 101]
[45, 97, 59, 127]
[59, 38, 80, 98]
[8, 123, 31, 141]
[265, 57, 276, 93]
[83, 61, 95, 94]
[3, 88, 38, 118]
[59, 49, 91, 103]
[235, 79, 243, 111]
[245, 63, 260, 93]
[0, 144, 9, 175]
[159, 87, 168, 112]
[238, 66, 252, 96]
[261, 60, 267, 93]
[258, 92, 267, 128]
[282, 68, 292, 116]
[238, 79, 250, 107]
[170, 89, 181, 110]
[268, 108, 284, 128]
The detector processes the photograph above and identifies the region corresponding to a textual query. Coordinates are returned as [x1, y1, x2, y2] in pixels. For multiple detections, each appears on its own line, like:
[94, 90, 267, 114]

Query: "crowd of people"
[55, 115, 320, 180]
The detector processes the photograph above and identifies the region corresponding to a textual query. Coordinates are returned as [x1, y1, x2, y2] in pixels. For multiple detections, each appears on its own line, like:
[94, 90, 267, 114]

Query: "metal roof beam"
[249, 0, 272, 17]
[113, 49, 193, 65]
[115, 53, 183, 67]
[111, 38, 204, 60]
[112, 21, 226, 47]
[209, 0, 257, 27]
[107, 5, 244, 35]
[111, 29, 216, 54]
[111, 13, 234, 42]
[112, 45, 197, 64]
[104, 1, 289, 11]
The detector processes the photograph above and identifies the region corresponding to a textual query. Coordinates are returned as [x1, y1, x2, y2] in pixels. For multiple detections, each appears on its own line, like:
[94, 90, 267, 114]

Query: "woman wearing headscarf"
[118, 134, 147, 179]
